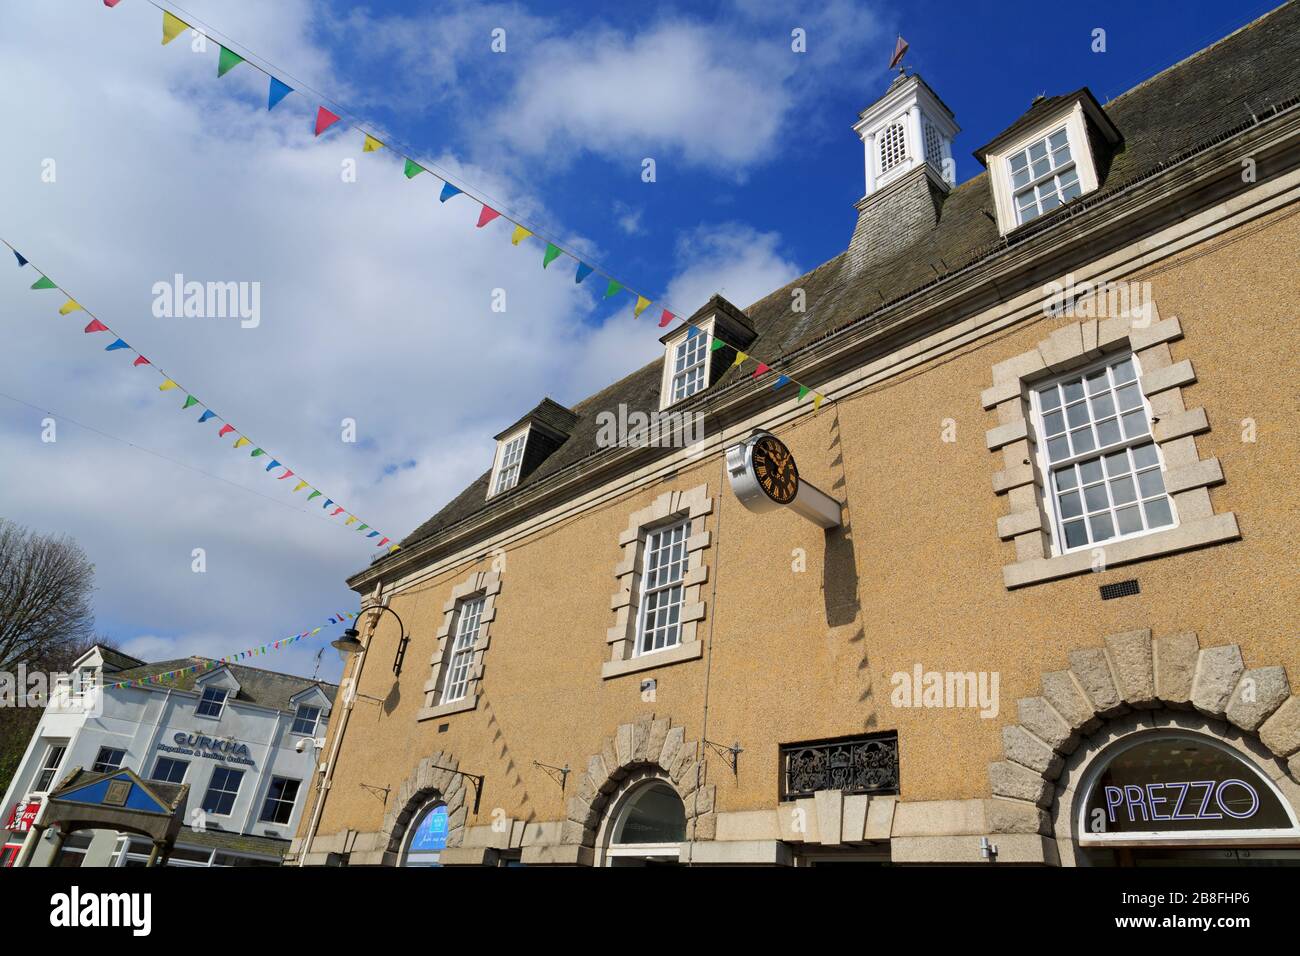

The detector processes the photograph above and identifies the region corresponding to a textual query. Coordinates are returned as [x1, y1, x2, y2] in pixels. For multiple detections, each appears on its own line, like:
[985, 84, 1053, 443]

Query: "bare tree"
[0, 519, 95, 672]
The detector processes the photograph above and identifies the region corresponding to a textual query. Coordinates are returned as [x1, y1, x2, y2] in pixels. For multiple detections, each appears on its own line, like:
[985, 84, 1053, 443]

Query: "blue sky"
[0, 0, 1279, 683]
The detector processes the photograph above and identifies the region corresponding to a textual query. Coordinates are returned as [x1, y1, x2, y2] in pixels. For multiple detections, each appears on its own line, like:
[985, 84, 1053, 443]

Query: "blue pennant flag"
[773, 375, 790, 390]
[265, 459, 281, 472]
[575, 263, 594, 284]
[198, 410, 217, 423]
[268, 77, 293, 111]
[439, 182, 462, 203]
[687, 325, 701, 339]
[13, 250, 27, 268]
[323, 499, 334, 510]
[366, 530, 380, 538]
[105, 338, 130, 351]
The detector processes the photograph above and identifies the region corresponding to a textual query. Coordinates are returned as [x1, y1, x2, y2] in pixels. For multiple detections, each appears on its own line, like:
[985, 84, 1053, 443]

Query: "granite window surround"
[605, 484, 713, 679]
[982, 302, 1239, 589]
[417, 569, 502, 721]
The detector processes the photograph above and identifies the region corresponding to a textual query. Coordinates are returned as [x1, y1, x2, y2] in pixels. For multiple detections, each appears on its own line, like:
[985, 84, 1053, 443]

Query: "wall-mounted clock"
[725, 431, 841, 528]
[750, 433, 799, 504]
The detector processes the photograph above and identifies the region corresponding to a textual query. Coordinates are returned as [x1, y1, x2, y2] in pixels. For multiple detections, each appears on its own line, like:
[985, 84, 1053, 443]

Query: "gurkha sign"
[157, 732, 255, 767]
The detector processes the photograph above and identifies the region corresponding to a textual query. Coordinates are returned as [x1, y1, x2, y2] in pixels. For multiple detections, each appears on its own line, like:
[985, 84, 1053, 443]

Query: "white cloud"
[663, 223, 802, 316]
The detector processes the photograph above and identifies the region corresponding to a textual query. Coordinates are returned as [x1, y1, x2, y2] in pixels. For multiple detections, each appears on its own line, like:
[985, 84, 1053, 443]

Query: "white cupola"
[852, 72, 959, 198]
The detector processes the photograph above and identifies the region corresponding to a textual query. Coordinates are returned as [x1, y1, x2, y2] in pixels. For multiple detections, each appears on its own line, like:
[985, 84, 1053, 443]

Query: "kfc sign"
[6, 801, 40, 832]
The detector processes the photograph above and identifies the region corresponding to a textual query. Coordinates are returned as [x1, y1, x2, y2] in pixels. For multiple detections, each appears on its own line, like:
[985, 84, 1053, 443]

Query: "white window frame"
[443, 595, 485, 702]
[290, 705, 321, 736]
[195, 685, 228, 719]
[92, 746, 127, 774]
[659, 318, 715, 410]
[635, 519, 690, 657]
[32, 741, 68, 794]
[1031, 352, 1178, 557]
[986, 101, 1101, 235]
[1008, 126, 1081, 225]
[488, 426, 529, 498]
[201, 766, 244, 817]
[258, 776, 301, 826]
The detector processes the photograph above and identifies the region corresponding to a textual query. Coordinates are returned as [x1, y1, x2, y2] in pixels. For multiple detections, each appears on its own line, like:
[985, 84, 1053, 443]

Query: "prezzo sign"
[157, 732, 255, 767]
[1083, 735, 1295, 837]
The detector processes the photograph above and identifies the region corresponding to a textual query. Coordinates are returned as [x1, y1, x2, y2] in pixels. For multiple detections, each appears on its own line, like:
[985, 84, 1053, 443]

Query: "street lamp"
[330, 605, 410, 675]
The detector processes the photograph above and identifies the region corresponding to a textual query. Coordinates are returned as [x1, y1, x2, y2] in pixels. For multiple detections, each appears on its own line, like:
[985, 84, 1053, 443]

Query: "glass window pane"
[1116, 505, 1143, 535]
[1110, 475, 1137, 505]
[1089, 512, 1115, 542]
[1054, 468, 1078, 491]
[1104, 450, 1130, 477]
[1070, 427, 1095, 454]
[1083, 484, 1109, 513]
[1065, 402, 1090, 428]
[1039, 387, 1061, 411]
[1047, 435, 1070, 462]
[1131, 442, 1159, 469]
[1061, 178, 1082, 201]
[1137, 469, 1165, 498]
[1029, 140, 1047, 161]
[1043, 410, 1065, 435]
[1079, 459, 1104, 485]
[1090, 392, 1115, 419]
[1061, 379, 1084, 403]
[1116, 383, 1142, 411]
[1112, 357, 1136, 383]
[1144, 497, 1174, 528]
[1048, 129, 1068, 151]
[1063, 520, 1088, 549]
[1059, 490, 1082, 519]
[1096, 417, 1122, 447]
[1041, 191, 1061, 211]
[1121, 410, 1149, 438]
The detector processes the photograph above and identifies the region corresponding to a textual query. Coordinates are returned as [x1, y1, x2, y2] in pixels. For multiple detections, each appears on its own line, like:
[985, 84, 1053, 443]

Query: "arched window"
[400, 802, 448, 867]
[604, 780, 686, 866]
[1078, 733, 1299, 847]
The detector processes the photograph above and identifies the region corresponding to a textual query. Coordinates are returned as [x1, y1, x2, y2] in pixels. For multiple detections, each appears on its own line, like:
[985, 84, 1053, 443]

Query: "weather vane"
[889, 34, 910, 75]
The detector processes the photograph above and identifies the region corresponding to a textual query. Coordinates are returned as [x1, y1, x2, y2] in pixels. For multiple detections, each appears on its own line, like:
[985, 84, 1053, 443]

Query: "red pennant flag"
[476, 206, 501, 228]
[218, 424, 235, 438]
[278, 469, 294, 480]
[314, 106, 341, 136]
[330, 507, 345, 516]
[752, 363, 771, 378]
[377, 537, 390, 547]
[658, 310, 674, 328]
[84, 319, 110, 333]
[133, 355, 151, 367]
[104, 0, 123, 6]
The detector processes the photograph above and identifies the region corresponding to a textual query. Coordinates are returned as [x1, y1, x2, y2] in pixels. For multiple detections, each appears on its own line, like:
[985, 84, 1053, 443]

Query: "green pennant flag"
[251, 448, 266, 458]
[357, 524, 368, 532]
[710, 338, 726, 351]
[183, 395, 200, 409]
[603, 280, 623, 299]
[31, 276, 57, 290]
[217, 46, 245, 77]
[798, 385, 810, 400]
[307, 491, 322, 502]
[403, 158, 425, 179]
[542, 243, 562, 268]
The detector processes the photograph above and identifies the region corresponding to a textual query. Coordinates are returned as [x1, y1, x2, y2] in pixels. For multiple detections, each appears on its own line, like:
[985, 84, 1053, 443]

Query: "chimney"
[847, 73, 959, 275]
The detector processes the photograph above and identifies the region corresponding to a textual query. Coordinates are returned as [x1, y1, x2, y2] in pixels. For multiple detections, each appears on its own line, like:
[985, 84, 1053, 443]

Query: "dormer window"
[196, 685, 227, 718]
[975, 88, 1121, 236]
[490, 428, 528, 496]
[671, 327, 710, 402]
[1009, 127, 1081, 224]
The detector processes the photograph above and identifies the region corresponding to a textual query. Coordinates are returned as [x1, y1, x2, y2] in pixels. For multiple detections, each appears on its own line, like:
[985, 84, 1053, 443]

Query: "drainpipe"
[298, 587, 379, 865]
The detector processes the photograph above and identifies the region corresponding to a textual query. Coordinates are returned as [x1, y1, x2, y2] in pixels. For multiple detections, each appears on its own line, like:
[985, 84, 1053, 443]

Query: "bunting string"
[117, 0, 830, 411]
[2, 238, 398, 553]
[105, 609, 359, 690]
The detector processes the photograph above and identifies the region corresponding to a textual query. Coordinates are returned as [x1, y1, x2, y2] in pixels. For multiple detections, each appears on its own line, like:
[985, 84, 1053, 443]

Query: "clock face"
[751, 434, 799, 504]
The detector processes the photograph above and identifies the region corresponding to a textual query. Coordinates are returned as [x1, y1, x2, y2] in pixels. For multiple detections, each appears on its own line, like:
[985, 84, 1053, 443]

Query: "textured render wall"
[309, 204, 1300, 842]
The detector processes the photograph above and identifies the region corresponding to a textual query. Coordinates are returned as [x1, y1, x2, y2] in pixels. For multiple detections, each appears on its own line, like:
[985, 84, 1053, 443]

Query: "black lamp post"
[330, 605, 410, 675]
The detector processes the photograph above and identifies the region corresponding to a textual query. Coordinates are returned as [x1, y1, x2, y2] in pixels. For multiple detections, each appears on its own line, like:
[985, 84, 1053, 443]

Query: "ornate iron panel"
[779, 733, 899, 801]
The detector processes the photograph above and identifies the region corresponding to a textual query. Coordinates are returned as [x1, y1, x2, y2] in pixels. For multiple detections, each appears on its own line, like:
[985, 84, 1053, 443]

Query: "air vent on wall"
[1100, 579, 1140, 600]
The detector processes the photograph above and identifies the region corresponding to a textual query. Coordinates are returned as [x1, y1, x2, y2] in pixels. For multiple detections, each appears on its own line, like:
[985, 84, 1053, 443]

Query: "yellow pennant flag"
[389, 545, 400, 553]
[159, 380, 179, 392]
[633, 296, 651, 318]
[293, 480, 309, 493]
[58, 299, 82, 316]
[344, 515, 358, 526]
[311, 627, 321, 635]
[362, 134, 384, 153]
[510, 225, 533, 246]
[732, 351, 748, 367]
[233, 436, 251, 449]
[813, 394, 825, 412]
[162, 10, 189, 45]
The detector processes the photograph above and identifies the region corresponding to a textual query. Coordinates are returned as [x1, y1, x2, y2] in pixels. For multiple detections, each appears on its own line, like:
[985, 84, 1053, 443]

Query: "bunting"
[217, 46, 244, 78]
[105, 610, 356, 690]
[268, 77, 293, 111]
[3, 238, 399, 550]
[314, 106, 341, 137]
[161, 11, 189, 46]
[362, 134, 384, 153]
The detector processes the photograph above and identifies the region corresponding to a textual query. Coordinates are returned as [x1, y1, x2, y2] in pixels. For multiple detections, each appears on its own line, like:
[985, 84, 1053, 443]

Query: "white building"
[2, 644, 335, 867]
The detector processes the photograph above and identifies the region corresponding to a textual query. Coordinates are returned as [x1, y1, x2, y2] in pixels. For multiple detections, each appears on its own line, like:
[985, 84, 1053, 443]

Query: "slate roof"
[395, 2, 1300, 560]
[111, 657, 339, 712]
[178, 827, 290, 859]
[98, 646, 146, 672]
